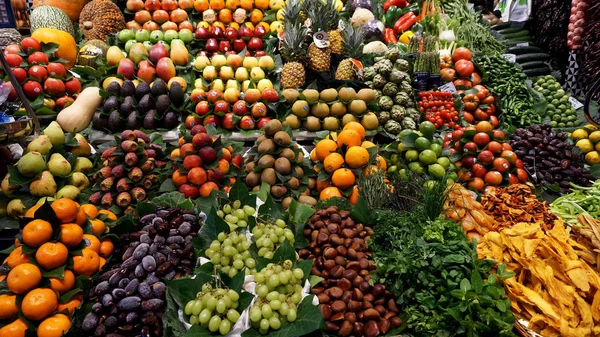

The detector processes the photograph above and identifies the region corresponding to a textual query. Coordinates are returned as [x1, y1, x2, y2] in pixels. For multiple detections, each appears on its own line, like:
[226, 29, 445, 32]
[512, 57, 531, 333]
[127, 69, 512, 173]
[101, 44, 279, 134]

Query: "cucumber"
[523, 67, 552, 77]
[519, 61, 548, 70]
[501, 30, 530, 39]
[504, 37, 533, 46]
[497, 27, 523, 34]
[508, 46, 543, 54]
[490, 21, 512, 30]
[516, 53, 550, 63]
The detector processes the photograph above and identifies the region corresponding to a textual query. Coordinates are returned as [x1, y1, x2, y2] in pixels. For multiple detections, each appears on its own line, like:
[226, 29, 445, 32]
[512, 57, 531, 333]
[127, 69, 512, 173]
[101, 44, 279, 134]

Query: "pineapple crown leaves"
[281, 22, 309, 61]
[304, 0, 329, 33]
[283, 0, 304, 26]
[322, 0, 341, 30]
[370, 0, 383, 19]
[341, 21, 365, 59]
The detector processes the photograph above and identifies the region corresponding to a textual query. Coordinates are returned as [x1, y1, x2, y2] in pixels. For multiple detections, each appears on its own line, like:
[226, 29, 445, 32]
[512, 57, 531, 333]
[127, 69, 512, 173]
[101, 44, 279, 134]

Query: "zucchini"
[523, 67, 551, 77]
[508, 46, 543, 54]
[490, 21, 512, 30]
[519, 61, 548, 70]
[504, 37, 532, 45]
[501, 30, 530, 39]
[516, 53, 550, 63]
[497, 27, 523, 34]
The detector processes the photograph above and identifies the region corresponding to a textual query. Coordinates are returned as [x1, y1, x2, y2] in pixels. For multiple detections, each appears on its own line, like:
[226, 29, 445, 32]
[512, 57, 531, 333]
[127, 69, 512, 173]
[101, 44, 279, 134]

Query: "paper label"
[502, 53, 516, 63]
[569, 96, 584, 109]
[516, 42, 529, 46]
[233, 9, 247, 24]
[439, 82, 457, 94]
[203, 10, 216, 23]
[313, 31, 330, 48]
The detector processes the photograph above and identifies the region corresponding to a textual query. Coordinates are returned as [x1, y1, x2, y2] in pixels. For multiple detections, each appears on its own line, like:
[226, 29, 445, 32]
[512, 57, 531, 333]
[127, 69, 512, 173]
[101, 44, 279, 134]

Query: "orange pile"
[0, 199, 115, 336]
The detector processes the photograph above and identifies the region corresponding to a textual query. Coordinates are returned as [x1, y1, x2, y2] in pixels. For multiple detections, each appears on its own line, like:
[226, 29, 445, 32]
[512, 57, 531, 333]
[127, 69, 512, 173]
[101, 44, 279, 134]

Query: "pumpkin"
[32, 0, 89, 21]
[30, 6, 75, 37]
[57, 87, 102, 132]
[31, 28, 78, 69]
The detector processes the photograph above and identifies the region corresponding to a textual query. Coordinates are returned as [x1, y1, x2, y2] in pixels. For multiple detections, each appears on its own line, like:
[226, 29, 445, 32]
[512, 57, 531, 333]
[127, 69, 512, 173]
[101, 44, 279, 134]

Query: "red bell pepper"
[393, 12, 415, 34]
[384, 28, 398, 44]
[399, 14, 418, 32]
[383, 0, 407, 12]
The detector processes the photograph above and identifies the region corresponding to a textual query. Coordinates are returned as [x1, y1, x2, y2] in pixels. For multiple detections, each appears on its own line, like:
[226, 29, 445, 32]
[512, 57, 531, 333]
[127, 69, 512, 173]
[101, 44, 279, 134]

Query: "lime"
[405, 149, 419, 162]
[408, 162, 424, 174]
[423, 180, 438, 190]
[398, 143, 408, 152]
[390, 154, 399, 164]
[447, 171, 458, 182]
[437, 157, 451, 169]
[432, 137, 443, 145]
[585, 151, 600, 165]
[589, 131, 600, 143]
[430, 143, 443, 157]
[419, 149, 437, 165]
[398, 168, 409, 181]
[419, 121, 436, 138]
[428, 163, 446, 180]
[415, 137, 431, 151]
[576, 139, 594, 153]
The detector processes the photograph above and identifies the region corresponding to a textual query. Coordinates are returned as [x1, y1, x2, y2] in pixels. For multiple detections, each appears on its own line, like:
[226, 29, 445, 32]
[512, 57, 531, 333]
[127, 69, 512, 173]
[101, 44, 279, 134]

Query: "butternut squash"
[57, 86, 102, 132]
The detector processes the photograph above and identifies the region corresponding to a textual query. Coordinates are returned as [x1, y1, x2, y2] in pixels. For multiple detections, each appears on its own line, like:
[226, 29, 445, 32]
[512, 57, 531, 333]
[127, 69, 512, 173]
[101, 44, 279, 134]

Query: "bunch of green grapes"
[205, 231, 257, 277]
[252, 219, 295, 258]
[184, 284, 242, 335]
[217, 200, 256, 231]
[249, 260, 305, 334]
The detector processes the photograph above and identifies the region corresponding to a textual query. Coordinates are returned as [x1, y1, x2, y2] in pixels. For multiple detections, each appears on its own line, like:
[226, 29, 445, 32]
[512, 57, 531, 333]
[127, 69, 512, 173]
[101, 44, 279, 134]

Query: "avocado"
[92, 113, 108, 130]
[108, 110, 122, 131]
[120, 80, 135, 97]
[126, 111, 139, 130]
[143, 110, 158, 129]
[155, 94, 171, 114]
[135, 81, 151, 100]
[103, 96, 119, 113]
[119, 96, 134, 117]
[106, 81, 121, 96]
[138, 94, 154, 114]
[169, 82, 184, 106]
[151, 79, 168, 97]
[163, 111, 179, 129]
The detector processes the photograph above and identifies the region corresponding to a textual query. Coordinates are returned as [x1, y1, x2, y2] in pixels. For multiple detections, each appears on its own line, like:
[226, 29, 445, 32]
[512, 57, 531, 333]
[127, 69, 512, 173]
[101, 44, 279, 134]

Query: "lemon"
[589, 131, 600, 143]
[415, 137, 431, 151]
[584, 124, 598, 133]
[270, 21, 283, 34]
[270, 0, 285, 10]
[585, 151, 600, 165]
[419, 149, 437, 165]
[428, 163, 446, 179]
[397, 143, 408, 152]
[276, 9, 284, 21]
[408, 162, 424, 174]
[576, 139, 594, 153]
[437, 157, 451, 169]
[571, 128, 588, 140]
[405, 149, 419, 162]
[430, 143, 443, 157]
[334, 0, 344, 11]
[595, 142, 600, 152]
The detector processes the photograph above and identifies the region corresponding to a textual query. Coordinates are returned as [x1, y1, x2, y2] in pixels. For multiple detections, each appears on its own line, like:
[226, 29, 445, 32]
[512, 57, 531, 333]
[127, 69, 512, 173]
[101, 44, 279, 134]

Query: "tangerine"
[315, 139, 338, 162]
[98, 210, 117, 221]
[336, 129, 361, 148]
[75, 204, 99, 225]
[37, 313, 71, 337]
[343, 122, 366, 139]
[35, 242, 68, 270]
[361, 141, 376, 149]
[51, 199, 79, 223]
[194, 0, 209, 11]
[22, 219, 53, 247]
[99, 239, 114, 258]
[316, 179, 330, 192]
[82, 234, 101, 253]
[59, 224, 83, 247]
[254, 0, 268, 9]
[323, 153, 344, 174]
[0, 294, 18, 319]
[475, 121, 493, 133]
[21, 288, 58, 321]
[72, 248, 100, 276]
[57, 296, 81, 316]
[24, 204, 42, 218]
[467, 177, 484, 192]
[7, 263, 42, 294]
[210, 0, 225, 10]
[3, 246, 30, 269]
[98, 257, 106, 271]
[89, 219, 106, 237]
[345, 146, 369, 169]
[49, 269, 75, 294]
[331, 168, 355, 190]
[319, 187, 342, 200]
[240, 0, 253, 10]
[0, 318, 28, 337]
[376, 155, 387, 170]
[348, 186, 359, 205]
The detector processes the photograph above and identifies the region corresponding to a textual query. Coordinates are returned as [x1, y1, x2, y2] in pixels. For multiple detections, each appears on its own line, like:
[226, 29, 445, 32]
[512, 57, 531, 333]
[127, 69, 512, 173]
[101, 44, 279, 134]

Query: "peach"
[187, 167, 207, 185]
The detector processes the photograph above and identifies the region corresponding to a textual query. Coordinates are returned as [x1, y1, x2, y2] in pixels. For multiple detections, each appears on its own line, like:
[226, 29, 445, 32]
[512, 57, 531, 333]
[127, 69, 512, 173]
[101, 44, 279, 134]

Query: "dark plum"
[117, 296, 141, 311]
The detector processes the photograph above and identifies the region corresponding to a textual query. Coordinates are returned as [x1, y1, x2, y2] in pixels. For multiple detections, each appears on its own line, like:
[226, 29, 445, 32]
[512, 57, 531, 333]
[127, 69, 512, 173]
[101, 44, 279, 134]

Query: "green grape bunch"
[252, 219, 295, 259]
[218, 200, 256, 232]
[184, 284, 242, 335]
[249, 260, 305, 334]
[205, 231, 257, 277]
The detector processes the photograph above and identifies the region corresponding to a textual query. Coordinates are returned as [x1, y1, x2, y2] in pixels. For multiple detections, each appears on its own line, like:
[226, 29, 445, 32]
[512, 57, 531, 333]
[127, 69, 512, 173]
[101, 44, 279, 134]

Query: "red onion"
[568, 0, 587, 50]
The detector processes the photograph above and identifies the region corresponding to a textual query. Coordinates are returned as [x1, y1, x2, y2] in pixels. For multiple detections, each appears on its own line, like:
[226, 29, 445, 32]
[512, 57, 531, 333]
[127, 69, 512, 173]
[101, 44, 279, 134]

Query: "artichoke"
[373, 74, 387, 89]
[384, 48, 399, 62]
[378, 95, 394, 111]
[400, 81, 413, 93]
[394, 92, 410, 106]
[362, 67, 377, 81]
[389, 69, 405, 84]
[374, 59, 393, 77]
[391, 105, 406, 121]
[407, 99, 415, 108]
[384, 120, 403, 134]
[364, 81, 373, 87]
[406, 108, 420, 121]
[378, 111, 391, 124]
[394, 59, 409, 72]
[382, 83, 398, 97]
[375, 90, 383, 101]
[401, 117, 417, 130]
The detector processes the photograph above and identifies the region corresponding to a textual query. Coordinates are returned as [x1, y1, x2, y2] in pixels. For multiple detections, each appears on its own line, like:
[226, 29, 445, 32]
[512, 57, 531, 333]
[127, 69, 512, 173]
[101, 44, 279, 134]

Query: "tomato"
[452, 47, 473, 62]
[471, 72, 481, 85]
[455, 59, 475, 78]
[474, 108, 489, 121]
[454, 79, 472, 88]
[482, 95, 495, 105]
[441, 68, 456, 81]
[473, 85, 489, 100]
[462, 94, 479, 111]
[463, 112, 474, 124]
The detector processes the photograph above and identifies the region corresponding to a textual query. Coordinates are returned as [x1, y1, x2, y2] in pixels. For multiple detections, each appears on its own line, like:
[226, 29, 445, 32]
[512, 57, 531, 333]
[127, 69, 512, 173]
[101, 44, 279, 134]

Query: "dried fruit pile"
[443, 184, 497, 241]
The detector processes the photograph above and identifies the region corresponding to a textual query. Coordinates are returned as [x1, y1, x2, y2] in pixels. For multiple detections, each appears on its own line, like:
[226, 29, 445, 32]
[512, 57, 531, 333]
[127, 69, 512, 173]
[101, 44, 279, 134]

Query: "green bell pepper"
[384, 6, 403, 28]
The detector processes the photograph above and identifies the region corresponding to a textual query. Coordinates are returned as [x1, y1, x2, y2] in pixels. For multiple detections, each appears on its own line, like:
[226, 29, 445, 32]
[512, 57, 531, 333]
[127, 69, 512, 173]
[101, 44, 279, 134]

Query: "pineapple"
[323, 0, 342, 55]
[305, 4, 331, 73]
[281, 22, 308, 89]
[335, 23, 364, 80]
[282, 0, 303, 26]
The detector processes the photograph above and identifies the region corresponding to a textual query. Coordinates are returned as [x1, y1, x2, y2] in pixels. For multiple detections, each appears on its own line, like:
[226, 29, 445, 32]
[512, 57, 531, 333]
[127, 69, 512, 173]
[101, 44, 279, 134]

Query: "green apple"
[164, 30, 179, 43]
[143, 41, 153, 51]
[150, 30, 164, 43]
[124, 40, 136, 53]
[135, 29, 150, 42]
[178, 29, 193, 43]
[118, 29, 135, 43]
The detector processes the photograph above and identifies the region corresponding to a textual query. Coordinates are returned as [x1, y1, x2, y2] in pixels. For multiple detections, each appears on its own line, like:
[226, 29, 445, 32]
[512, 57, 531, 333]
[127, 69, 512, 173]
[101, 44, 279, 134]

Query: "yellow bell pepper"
[399, 31, 415, 44]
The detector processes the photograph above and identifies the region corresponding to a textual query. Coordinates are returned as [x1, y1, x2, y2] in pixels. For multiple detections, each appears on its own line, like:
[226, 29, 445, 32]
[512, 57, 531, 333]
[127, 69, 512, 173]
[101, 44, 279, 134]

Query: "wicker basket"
[0, 117, 32, 143]
[515, 319, 544, 337]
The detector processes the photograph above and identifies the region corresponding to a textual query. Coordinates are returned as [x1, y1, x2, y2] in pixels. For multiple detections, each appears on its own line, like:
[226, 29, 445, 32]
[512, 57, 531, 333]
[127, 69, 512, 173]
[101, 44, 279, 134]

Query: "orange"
[3, 246, 31, 269]
[24, 203, 42, 218]
[376, 155, 387, 170]
[315, 139, 338, 162]
[323, 153, 344, 174]
[249, 8, 263, 23]
[38, 313, 71, 337]
[49, 269, 75, 294]
[99, 239, 114, 258]
[98, 257, 107, 271]
[361, 141, 376, 149]
[57, 295, 81, 316]
[21, 288, 58, 321]
[316, 179, 330, 192]
[310, 149, 317, 162]
[331, 168, 356, 190]
[59, 224, 83, 247]
[7, 263, 42, 294]
[210, 0, 225, 10]
[320, 187, 342, 200]
[337, 129, 362, 148]
[22, 219, 53, 247]
[72, 248, 100, 276]
[240, 0, 253, 10]
[51, 199, 79, 223]
[194, 0, 209, 11]
[98, 210, 117, 221]
[0, 275, 5, 282]
[225, 0, 238, 9]
[82, 234, 101, 253]
[345, 146, 369, 169]
[0, 294, 18, 319]
[75, 204, 99, 225]
[254, 0, 268, 9]
[348, 186, 359, 205]
[343, 122, 366, 139]
[90, 219, 106, 236]
[475, 121, 493, 133]
[0, 318, 28, 337]
[36, 242, 68, 270]
[218, 8, 232, 23]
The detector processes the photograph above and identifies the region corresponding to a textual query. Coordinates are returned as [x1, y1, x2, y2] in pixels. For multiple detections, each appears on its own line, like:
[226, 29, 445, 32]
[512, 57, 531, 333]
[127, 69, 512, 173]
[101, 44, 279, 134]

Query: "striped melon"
[30, 6, 75, 37]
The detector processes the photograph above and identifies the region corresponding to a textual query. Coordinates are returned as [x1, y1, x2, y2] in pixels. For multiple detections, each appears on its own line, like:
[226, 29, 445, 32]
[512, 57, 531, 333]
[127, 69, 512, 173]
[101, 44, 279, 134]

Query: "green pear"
[42, 121, 65, 146]
[29, 171, 57, 197]
[17, 151, 46, 177]
[26, 135, 53, 155]
[73, 157, 94, 173]
[70, 134, 92, 157]
[67, 172, 90, 190]
[56, 185, 81, 200]
[7, 199, 26, 218]
[48, 153, 72, 177]
[1, 174, 18, 196]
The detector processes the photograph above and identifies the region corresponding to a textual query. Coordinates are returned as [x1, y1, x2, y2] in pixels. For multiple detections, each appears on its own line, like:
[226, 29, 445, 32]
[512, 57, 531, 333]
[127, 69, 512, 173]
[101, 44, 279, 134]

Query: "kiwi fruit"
[320, 88, 338, 102]
[258, 139, 276, 154]
[297, 152, 304, 162]
[286, 177, 300, 189]
[264, 119, 283, 137]
[274, 157, 291, 175]
[342, 114, 360, 126]
[330, 102, 347, 117]
[270, 185, 288, 198]
[261, 168, 277, 185]
[245, 161, 256, 173]
[280, 148, 296, 161]
[292, 100, 310, 118]
[357, 88, 376, 102]
[245, 171, 261, 187]
[294, 166, 304, 178]
[322, 117, 340, 131]
[338, 87, 357, 101]
[274, 131, 291, 146]
[348, 99, 367, 115]
[311, 103, 330, 118]
[361, 112, 379, 130]
[281, 196, 294, 208]
[283, 115, 301, 129]
[308, 178, 316, 190]
[256, 134, 267, 143]
[257, 155, 275, 168]
[298, 195, 318, 206]
[282, 89, 300, 104]
[302, 89, 320, 103]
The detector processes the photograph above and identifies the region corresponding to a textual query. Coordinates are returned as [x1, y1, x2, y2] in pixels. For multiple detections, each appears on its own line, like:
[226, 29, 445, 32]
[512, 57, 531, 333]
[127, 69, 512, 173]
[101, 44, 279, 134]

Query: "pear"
[70, 133, 92, 156]
[43, 121, 65, 146]
[29, 171, 57, 197]
[26, 135, 53, 155]
[17, 152, 46, 177]
[1, 174, 18, 196]
[67, 172, 90, 190]
[73, 157, 94, 173]
[48, 153, 72, 177]
[7, 199, 26, 218]
[56, 185, 80, 200]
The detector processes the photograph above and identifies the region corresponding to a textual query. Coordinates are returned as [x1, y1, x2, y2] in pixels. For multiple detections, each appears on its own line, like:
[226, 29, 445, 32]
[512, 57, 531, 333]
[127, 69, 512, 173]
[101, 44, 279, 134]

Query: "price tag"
[313, 31, 330, 48]
[502, 53, 516, 63]
[439, 82, 457, 94]
[516, 42, 529, 46]
[569, 96, 584, 109]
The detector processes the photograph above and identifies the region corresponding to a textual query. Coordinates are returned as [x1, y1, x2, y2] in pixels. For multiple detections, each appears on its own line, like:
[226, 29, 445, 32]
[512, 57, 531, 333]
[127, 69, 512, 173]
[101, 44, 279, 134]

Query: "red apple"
[233, 39, 246, 52]
[231, 154, 243, 168]
[205, 38, 219, 53]
[211, 26, 224, 39]
[224, 27, 238, 40]
[203, 115, 220, 128]
[253, 25, 267, 38]
[190, 124, 207, 135]
[195, 26, 210, 39]
[28, 65, 48, 82]
[239, 115, 255, 130]
[261, 89, 278, 102]
[219, 40, 232, 53]
[257, 117, 271, 129]
[12, 67, 26, 83]
[238, 26, 252, 41]
[198, 146, 217, 164]
[149, 43, 169, 64]
[232, 100, 247, 115]
[46, 63, 67, 78]
[43, 78, 66, 95]
[23, 80, 43, 100]
[28, 51, 48, 65]
[195, 101, 211, 116]
[247, 37, 263, 51]
[4, 53, 23, 67]
[221, 113, 235, 130]
[65, 78, 82, 94]
[20, 37, 41, 53]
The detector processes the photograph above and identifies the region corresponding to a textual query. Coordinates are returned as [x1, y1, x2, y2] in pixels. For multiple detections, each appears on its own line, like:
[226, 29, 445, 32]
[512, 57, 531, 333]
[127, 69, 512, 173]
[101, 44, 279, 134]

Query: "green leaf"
[198, 207, 231, 248]
[59, 288, 82, 302]
[287, 200, 314, 226]
[256, 182, 270, 202]
[166, 272, 214, 309]
[495, 300, 507, 312]
[153, 191, 195, 209]
[308, 275, 324, 288]
[470, 270, 483, 293]
[460, 278, 471, 293]
[7, 165, 38, 186]
[590, 164, 600, 178]
[350, 197, 378, 226]
[159, 179, 177, 193]
[228, 179, 256, 208]
[258, 194, 284, 221]
[256, 240, 296, 271]
[41, 265, 65, 278]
